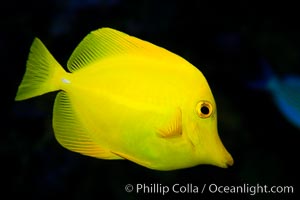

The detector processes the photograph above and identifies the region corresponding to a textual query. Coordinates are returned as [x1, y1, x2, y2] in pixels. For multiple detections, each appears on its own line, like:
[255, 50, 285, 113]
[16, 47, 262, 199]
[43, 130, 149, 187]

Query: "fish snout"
[221, 149, 234, 168]
[214, 135, 234, 168]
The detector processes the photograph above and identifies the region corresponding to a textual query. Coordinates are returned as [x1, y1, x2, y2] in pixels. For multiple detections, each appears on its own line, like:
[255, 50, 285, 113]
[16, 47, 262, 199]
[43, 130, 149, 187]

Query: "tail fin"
[15, 38, 66, 101]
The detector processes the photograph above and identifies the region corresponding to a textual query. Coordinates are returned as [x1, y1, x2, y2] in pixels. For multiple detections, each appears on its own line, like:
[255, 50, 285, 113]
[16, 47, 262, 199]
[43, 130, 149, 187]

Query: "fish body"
[15, 28, 233, 170]
[266, 76, 300, 128]
[250, 60, 300, 129]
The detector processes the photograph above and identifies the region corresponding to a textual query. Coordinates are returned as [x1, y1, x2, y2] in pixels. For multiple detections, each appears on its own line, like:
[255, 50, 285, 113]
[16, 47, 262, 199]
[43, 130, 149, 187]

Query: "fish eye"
[196, 101, 213, 118]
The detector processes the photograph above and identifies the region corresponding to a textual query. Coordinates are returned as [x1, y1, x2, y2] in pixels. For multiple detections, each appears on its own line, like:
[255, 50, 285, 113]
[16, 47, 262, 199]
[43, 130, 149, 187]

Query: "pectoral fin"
[156, 108, 182, 138]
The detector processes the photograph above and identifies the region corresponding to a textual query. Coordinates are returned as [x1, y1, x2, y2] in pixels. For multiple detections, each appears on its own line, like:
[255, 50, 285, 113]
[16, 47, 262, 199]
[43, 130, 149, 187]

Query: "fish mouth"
[227, 155, 234, 167]
[212, 135, 234, 168]
[216, 149, 234, 168]
[223, 153, 234, 168]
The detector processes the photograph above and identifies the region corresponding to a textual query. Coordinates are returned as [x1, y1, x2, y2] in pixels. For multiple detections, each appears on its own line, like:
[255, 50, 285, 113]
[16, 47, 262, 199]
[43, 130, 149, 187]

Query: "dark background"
[1, 0, 299, 199]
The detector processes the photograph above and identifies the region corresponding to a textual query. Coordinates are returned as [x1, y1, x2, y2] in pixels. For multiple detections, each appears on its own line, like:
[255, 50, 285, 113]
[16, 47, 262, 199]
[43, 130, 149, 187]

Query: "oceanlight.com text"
[124, 183, 294, 196]
[208, 183, 294, 195]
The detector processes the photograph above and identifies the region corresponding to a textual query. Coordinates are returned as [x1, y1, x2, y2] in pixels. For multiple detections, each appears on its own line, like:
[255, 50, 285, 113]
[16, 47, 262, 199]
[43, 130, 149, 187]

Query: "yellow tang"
[15, 28, 233, 170]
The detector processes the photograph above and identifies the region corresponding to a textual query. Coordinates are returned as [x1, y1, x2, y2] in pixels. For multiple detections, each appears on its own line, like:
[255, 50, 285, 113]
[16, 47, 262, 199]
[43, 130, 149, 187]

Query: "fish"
[15, 27, 233, 170]
[249, 59, 300, 129]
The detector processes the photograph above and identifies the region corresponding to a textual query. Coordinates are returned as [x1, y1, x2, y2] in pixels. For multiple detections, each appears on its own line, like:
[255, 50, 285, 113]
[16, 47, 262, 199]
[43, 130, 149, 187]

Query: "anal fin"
[53, 91, 122, 160]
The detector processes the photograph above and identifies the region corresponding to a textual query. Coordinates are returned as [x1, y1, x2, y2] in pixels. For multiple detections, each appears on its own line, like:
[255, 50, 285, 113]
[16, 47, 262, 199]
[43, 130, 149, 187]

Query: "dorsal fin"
[53, 91, 122, 160]
[67, 27, 182, 72]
